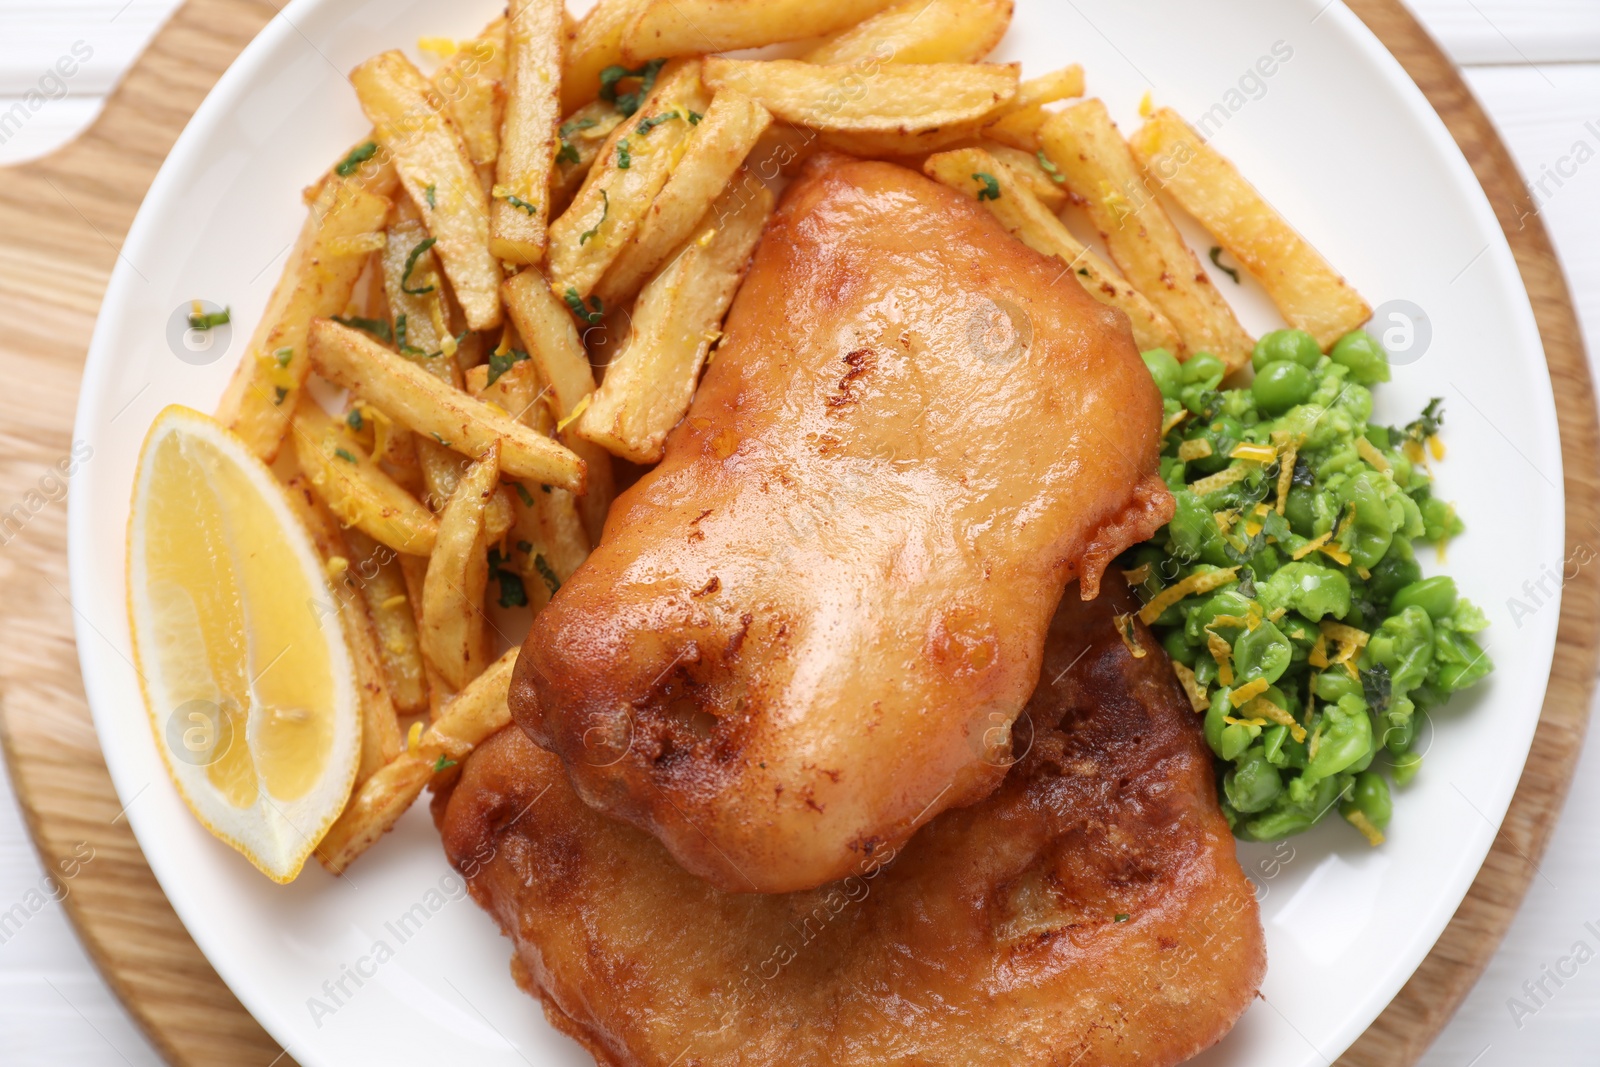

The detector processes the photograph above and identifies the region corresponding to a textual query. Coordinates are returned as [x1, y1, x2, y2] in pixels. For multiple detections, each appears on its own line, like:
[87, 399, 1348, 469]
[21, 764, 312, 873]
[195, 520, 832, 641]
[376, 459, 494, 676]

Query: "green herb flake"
[1036, 149, 1067, 184]
[334, 448, 358, 464]
[424, 183, 437, 209]
[580, 189, 610, 246]
[1209, 246, 1241, 284]
[401, 237, 439, 295]
[273, 346, 294, 367]
[433, 755, 457, 773]
[516, 540, 533, 554]
[336, 141, 378, 177]
[973, 172, 1001, 201]
[346, 409, 364, 432]
[273, 386, 288, 405]
[503, 193, 539, 216]
[688, 110, 703, 125]
[331, 315, 393, 344]
[488, 347, 530, 387]
[1114, 913, 1130, 923]
[1405, 398, 1446, 443]
[533, 553, 562, 595]
[514, 483, 536, 507]
[188, 306, 231, 330]
[635, 110, 680, 136]
[432, 432, 449, 446]
[616, 139, 632, 170]
[599, 58, 666, 118]
[488, 547, 529, 608]
[563, 286, 605, 325]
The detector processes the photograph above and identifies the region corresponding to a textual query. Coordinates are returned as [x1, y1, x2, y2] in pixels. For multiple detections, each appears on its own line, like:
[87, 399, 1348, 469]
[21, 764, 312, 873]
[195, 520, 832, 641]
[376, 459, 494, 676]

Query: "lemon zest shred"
[1291, 531, 1333, 561]
[556, 393, 592, 434]
[379, 594, 408, 611]
[1190, 464, 1253, 497]
[1355, 436, 1392, 475]
[406, 721, 424, 753]
[1308, 633, 1330, 669]
[1230, 442, 1278, 463]
[1275, 438, 1298, 514]
[1114, 613, 1147, 658]
[1206, 628, 1235, 687]
[1137, 566, 1240, 625]
[1428, 434, 1446, 461]
[1121, 563, 1152, 586]
[1229, 678, 1270, 705]
[1222, 715, 1269, 728]
[1171, 661, 1209, 711]
[1345, 810, 1386, 847]
[1161, 409, 1190, 435]
[1177, 438, 1213, 462]
[1319, 542, 1354, 566]
[1244, 696, 1307, 742]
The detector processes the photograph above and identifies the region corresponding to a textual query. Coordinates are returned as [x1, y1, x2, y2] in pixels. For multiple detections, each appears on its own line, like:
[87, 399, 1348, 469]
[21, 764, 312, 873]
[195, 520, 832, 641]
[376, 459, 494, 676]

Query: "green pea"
[1367, 605, 1435, 694]
[1305, 694, 1373, 780]
[1390, 750, 1422, 786]
[1284, 485, 1317, 537]
[1391, 576, 1458, 621]
[1339, 771, 1393, 831]
[1162, 628, 1196, 666]
[1340, 471, 1397, 570]
[1313, 671, 1361, 703]
[1142, 349, 1183, 398]
[1261, 561, 1351, 622]
[1203, 691, 1232, 755]
[1237, 774, 1344, 841]
[1185, 589, 1254, 645]
[1329, 329, 1391, 385]
[1182, 350, 1226, 389]
[1233, 620, 1292, 686]
[1252, 361, 1315, 415]
[1432, 627, 1492, 692]
[1420, 496, 1463, 543]
[1218, 721, 1259, 761]
[1225, 747, 1283, 813]
[1365, 545, 1421, 604]
[1251, 328, 1322, 372]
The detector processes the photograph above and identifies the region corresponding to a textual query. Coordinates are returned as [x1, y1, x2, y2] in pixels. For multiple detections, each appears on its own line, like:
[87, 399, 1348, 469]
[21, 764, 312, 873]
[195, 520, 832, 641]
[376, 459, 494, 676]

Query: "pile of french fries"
[213, 0, 1371, 874]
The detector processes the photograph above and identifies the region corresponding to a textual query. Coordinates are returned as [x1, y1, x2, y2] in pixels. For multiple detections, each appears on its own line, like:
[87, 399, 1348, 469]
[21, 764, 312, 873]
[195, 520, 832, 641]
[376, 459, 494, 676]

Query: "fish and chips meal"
[123, 0, 1493, 1062]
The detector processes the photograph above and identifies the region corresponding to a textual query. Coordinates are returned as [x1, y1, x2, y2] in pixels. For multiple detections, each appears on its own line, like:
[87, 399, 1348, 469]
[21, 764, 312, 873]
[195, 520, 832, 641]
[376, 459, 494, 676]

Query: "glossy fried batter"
[513, 155, 1173, 892]
[441, 579, 1263, 1067]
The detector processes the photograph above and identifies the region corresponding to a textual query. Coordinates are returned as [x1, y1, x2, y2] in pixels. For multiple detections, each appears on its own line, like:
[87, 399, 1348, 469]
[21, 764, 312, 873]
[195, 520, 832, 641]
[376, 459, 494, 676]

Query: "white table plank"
[1407, 0, 1600, 65]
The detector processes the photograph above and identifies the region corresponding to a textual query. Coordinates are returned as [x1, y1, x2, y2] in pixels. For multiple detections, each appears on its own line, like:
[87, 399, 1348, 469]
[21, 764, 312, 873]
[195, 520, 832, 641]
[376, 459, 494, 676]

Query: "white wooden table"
[1, 1, 1597, 1063]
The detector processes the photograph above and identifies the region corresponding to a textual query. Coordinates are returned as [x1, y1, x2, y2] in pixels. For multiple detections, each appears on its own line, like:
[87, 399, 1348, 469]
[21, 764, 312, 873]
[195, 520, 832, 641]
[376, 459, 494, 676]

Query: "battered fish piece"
[441, 579, 1265, 1067]
[514, 155, 1173, 892]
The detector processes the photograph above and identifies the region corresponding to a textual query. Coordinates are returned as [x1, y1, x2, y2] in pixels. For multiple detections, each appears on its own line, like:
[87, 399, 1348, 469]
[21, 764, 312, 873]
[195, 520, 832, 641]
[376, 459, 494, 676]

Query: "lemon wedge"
[126, 405, 360, 882]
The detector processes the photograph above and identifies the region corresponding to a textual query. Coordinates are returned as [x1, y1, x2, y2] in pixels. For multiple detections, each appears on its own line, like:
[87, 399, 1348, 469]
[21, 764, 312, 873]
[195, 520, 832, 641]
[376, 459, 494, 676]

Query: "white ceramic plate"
[68, 1, 1563, 1064]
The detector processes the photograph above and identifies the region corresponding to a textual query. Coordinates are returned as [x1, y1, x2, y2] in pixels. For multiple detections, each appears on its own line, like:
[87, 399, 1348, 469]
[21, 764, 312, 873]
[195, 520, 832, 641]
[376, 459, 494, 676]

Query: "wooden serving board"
[0, 2, 1592, 1065]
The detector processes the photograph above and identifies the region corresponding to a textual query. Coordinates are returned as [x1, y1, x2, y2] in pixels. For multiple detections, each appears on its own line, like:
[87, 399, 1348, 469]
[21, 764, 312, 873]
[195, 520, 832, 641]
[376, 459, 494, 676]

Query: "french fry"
[621, 0, 901, 61]
[422, 442, 499, 691]
[309, 319, 587, 491]
[595, 91, 772, 307]
[579, 180, 772, 464]
[981, 64, 1086, 150]
[1129, 107, 1371, 349]
[552, 100, 625, 218]
[1041, 101, 1255, 369]
[547, 60, 711, 299]
[433, 19, 509, 170]
[491, 0, 564, 264]
[989, 142, 1070, 210]
[381, 201, 464, 387]
[343, 528, 429, 718]
[281, 475, 403, 786]
[290, 399, 440, 556]
[561, 0, 648, 116]
[503, 271, 617, 542]
[318, 648, 518, 873]
[804, 0, 1014, 65]
[703, 59, 1018, 136]
[351, 51, 503, 331]
[215, 175, 391, 462]
[924, 148, 1181, 353]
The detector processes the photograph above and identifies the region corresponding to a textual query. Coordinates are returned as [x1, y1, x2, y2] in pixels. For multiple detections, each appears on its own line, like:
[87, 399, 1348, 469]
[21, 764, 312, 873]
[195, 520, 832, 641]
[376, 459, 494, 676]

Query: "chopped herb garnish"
[1237, 568, 1258, 599]
[563, 286, 605, 325]
[1360, 663, 1392, 713]
[557, 118, 599, 166]
[424, 183, 437, 209]
[273, 386, 288, 405]
[336, 141, 377, 177]
[432, 432, 449, 446]
[687, 110, 703, 125]
[1036, 149, 1066, 184]
[513, 483, 535, 507]
[188, 307, 231, 330]
[503, 194, 539, 216]
[540, 484, 551, 494]
[1405, 398, 1446, 443]
[516, 540, 533, 554]
[1076, 267, 1090, 277]
[533, 553, 561, 595]
[401, 237, 438, 295]
[432, 755, 457, 773]
[395, 314, 426, 357]
[557, 141, 581, 165]
[580, 189, 610, 246]
[598, 58, 666, 117]
[487, 347, 530, 386]
[973, 172, 1001, 201]
[331, 315, 393, 344]
[616, 138, 632, 170]
[273, 346, 293, 367]
[488, 547, 529, 608]
[1114, 913, 1130, 922]
[1208, 246, 1241, 284]
[346, 409, 364, 431]
[334, 448, 358, 464]
[1291, 456, 1315, 488]
[635, 110, 680, 136]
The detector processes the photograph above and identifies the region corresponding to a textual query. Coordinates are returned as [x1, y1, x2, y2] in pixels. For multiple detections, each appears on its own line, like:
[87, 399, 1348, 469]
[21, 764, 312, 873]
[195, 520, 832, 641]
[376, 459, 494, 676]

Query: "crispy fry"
[491, 0, 564, 264]
[215, 174, 391, 462]
[422, 442, 500, 691]
[381, 200, 464, 387]
[924, 147, 1181, 353]
[980, 64, 1087, 150]
[579, 180, 772, 463]
[552, 100, 625, 217]
[502, 271, 616, 542]
[621, 0, 901, 61]
[595, 92, 771, 307]
[561, 0, 648, 116]
[433, 19, 509, 170]
[1041, 100, 1254, 369]
[280, 475, 402, 785]
[290, 399, 439, 556]
[344, 528, 429, 718]
[547, 60, 711, 299]
[804, 0, 1014, 65]
[702, 59, 1018, 136]
[319, 648, 519, 873]
[1129, 107, 1371, 349]
[351, 51, 502, 331]
[309, 319, 586, 491]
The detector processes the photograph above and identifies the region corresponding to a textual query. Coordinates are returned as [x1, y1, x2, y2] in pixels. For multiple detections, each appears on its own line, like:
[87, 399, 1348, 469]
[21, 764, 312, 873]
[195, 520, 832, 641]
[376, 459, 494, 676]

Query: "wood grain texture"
[0, 3, 1590, 1067]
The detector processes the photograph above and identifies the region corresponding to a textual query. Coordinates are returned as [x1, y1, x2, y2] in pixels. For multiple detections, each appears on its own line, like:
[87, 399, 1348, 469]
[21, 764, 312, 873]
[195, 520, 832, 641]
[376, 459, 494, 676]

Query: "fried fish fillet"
[441, 578, 1264, 1067]
[512, 155, 1174, 892]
